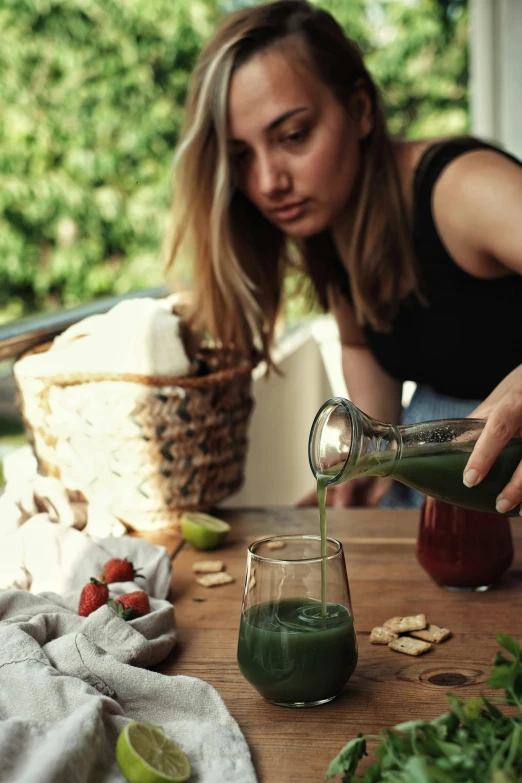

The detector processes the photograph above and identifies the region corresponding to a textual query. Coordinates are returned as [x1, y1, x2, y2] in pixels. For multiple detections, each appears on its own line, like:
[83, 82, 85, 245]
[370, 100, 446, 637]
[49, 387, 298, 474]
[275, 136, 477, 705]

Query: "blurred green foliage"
[0, 0, 468, 322]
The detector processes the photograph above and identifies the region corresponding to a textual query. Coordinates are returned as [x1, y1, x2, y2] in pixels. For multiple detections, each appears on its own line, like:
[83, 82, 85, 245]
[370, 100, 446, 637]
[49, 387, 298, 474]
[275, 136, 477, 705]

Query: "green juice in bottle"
[309, 397, 522, 515]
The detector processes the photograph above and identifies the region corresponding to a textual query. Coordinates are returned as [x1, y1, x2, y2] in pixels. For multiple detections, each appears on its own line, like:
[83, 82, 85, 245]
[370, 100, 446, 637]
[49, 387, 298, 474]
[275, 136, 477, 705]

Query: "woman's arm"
[464, 365, 522, 512]
[329, 286, 403, 424]
[316, 288, 402, 507]
[431, 147, 522, 511]
[297, 289, 402, 508]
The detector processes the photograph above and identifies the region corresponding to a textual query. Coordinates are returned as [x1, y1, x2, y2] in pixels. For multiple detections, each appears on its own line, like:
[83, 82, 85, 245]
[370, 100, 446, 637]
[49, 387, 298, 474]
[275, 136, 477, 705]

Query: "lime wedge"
[116, 721, 191, 783]
[180, 511, 230, 550]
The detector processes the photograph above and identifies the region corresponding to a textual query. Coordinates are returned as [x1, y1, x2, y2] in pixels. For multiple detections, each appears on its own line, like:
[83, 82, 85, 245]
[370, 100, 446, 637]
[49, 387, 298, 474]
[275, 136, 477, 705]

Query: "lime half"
[180, 511, 230, 550]
[116, 722, 191, 783]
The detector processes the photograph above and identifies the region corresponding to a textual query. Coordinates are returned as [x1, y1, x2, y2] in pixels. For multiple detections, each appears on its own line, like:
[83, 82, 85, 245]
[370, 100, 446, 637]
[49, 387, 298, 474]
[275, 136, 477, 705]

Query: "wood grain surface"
[153, 508, 522, 782]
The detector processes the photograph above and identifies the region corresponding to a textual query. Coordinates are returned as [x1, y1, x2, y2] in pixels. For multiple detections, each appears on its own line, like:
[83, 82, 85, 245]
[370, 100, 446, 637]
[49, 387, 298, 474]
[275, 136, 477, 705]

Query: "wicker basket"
[14, 346, 254, 531]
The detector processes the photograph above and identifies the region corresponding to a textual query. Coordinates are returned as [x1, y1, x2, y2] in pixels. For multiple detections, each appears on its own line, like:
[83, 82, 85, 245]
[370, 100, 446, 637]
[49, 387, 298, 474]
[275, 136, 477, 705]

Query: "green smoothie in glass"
[237, 598, 357, 705]
[237, 535, 357, 707]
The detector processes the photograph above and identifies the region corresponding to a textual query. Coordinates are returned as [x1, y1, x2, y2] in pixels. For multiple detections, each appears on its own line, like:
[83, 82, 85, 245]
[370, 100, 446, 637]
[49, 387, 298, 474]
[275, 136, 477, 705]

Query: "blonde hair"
[165, 0, 418, 362]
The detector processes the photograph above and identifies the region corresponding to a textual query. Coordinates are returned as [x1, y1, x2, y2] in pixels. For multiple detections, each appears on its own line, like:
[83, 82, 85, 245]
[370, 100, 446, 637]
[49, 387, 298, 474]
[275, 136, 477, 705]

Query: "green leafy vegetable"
[326, 633, 522, 782]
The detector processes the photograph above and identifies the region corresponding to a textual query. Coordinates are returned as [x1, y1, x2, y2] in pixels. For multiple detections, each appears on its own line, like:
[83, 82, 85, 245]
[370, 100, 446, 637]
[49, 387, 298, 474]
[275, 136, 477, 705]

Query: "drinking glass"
[416, 496, 514, 592]
[237, 534, 357, 708]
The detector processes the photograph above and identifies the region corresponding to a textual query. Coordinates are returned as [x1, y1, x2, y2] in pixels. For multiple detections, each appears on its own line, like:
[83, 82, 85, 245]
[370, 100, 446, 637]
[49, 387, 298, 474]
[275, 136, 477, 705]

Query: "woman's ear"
[349, 80, 373, 139]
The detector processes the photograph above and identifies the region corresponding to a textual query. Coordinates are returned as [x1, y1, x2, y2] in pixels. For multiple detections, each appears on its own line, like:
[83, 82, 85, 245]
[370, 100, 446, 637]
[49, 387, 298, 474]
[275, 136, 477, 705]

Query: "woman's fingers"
[464, 415, 511, 488]
[365, 477, 393, 506]
[296, 477, 388, 508]
[331, 482, 355, 508]
[495, 459, 522, 514]
[296, 481, 356, 507]
[464, 401, 522, 492]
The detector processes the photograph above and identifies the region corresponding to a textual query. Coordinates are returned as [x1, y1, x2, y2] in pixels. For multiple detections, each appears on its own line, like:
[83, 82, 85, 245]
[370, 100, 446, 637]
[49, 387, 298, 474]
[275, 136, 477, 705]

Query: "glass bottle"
[308, 397, 522, 515]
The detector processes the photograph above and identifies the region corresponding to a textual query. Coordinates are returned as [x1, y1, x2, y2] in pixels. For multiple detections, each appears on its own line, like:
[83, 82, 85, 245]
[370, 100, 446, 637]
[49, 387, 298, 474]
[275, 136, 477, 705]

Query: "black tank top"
[355, 137, 522, 400]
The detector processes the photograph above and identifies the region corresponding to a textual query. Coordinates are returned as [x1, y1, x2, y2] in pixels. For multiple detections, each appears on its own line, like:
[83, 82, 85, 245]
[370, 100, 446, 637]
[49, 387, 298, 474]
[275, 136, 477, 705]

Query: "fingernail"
[496, 497, 514, 514]
[463, 469, 479, 488]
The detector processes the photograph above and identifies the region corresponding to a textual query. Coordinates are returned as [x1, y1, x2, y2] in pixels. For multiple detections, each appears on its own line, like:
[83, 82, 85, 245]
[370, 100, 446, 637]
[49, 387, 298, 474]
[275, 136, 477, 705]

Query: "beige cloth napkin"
[0, 448, 257, 782]
[0, 537, 256, 783]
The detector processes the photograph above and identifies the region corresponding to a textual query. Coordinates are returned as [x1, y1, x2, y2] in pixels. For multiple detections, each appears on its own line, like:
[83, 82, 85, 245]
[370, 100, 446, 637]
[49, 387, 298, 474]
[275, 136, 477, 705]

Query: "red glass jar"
[416, 496, 514, 591]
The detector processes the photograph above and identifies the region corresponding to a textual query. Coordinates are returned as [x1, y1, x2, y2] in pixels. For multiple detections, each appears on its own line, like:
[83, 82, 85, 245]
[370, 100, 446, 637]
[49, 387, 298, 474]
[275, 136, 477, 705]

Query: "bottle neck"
[337, 406, 402, 483]
[309, 398, 403, 486]
[337, 413, 487, 483]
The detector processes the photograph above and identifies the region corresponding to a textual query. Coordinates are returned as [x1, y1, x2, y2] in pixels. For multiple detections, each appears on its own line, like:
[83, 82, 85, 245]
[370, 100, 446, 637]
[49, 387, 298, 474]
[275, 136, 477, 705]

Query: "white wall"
[223, 322, 335, 507]
[470, 0, 522, 158]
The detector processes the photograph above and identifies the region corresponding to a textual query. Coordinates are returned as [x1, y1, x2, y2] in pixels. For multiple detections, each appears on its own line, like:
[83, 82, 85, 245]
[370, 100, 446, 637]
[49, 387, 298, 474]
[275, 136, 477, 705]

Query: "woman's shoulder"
[419, 137, 522, 279]
[394, 135, 520, 224]
[396, 135, 520, 193]
[416, 135, 521, 214]
[393, 136, 479, 213]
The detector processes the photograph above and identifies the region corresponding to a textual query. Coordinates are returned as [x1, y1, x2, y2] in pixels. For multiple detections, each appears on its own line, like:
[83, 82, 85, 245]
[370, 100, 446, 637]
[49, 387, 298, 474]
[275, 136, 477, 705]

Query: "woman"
[165, 0, 522, 511]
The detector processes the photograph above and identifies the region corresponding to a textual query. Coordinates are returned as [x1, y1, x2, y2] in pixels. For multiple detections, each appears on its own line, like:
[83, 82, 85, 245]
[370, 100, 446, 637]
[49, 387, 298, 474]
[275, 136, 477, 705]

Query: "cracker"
[370, 627, 399, 645]
[383, 614, 427, 633]
[267, 541, 286, 550]
[195, 572, 234, 588]
[192, 560, 224, 574]
[389, 637, 432, 657]
[410, 624, 451, 644]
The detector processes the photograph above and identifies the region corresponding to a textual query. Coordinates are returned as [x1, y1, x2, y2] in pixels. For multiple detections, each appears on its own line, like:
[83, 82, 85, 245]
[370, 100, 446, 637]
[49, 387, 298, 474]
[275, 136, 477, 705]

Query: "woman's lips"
[270, 199, 309, 222]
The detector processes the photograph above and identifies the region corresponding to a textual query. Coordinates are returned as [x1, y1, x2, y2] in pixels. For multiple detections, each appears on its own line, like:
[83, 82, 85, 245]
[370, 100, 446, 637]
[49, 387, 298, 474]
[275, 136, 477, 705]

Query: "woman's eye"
[231, 148, 252, 167]
[283, 127, 309, 144]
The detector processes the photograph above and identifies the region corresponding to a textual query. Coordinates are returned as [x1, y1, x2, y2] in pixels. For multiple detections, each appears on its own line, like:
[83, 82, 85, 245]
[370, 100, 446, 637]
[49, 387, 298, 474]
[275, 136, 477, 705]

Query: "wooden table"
[155, 508, 522, 782]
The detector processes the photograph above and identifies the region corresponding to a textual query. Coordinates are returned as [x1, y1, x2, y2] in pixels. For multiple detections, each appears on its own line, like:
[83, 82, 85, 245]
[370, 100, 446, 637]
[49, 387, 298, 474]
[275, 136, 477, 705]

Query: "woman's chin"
[275, 215, 328, 238]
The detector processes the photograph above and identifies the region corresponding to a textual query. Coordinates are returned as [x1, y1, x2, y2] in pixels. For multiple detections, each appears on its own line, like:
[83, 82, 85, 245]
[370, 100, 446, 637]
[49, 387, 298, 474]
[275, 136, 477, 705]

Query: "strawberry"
[78, 578, 109, 616]
[109, 591, 151, 621]
[100, 558, 145, 584]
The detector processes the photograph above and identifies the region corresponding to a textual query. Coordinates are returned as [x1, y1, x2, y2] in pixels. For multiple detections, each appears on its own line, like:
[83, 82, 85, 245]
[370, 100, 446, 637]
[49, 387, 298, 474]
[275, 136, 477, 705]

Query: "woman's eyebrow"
[228, 106, 308, 145]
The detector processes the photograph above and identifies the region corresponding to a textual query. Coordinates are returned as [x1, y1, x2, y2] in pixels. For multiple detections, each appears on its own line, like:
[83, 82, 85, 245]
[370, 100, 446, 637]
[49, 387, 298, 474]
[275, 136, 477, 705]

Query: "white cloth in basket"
[14, 296, 192, 379]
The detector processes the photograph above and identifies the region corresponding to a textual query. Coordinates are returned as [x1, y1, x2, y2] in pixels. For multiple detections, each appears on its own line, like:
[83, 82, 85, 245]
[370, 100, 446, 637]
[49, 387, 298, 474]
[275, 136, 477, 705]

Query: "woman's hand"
[296, 476, 393, 509]
[464, 364, 522, 513]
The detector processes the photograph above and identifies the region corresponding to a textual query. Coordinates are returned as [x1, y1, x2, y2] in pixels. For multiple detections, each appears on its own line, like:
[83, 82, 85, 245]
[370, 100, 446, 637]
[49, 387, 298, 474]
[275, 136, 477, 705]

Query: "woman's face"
[227, 46, 371, 237]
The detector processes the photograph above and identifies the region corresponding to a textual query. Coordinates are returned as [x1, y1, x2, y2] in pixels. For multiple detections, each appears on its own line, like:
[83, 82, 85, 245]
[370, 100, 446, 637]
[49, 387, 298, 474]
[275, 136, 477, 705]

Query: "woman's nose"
[257, 153, 291, 197]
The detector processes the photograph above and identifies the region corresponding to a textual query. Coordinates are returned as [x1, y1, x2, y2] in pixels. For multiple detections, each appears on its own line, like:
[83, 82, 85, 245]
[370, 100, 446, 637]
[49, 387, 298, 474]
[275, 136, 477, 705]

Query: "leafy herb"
[326, 633, 522, 782]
